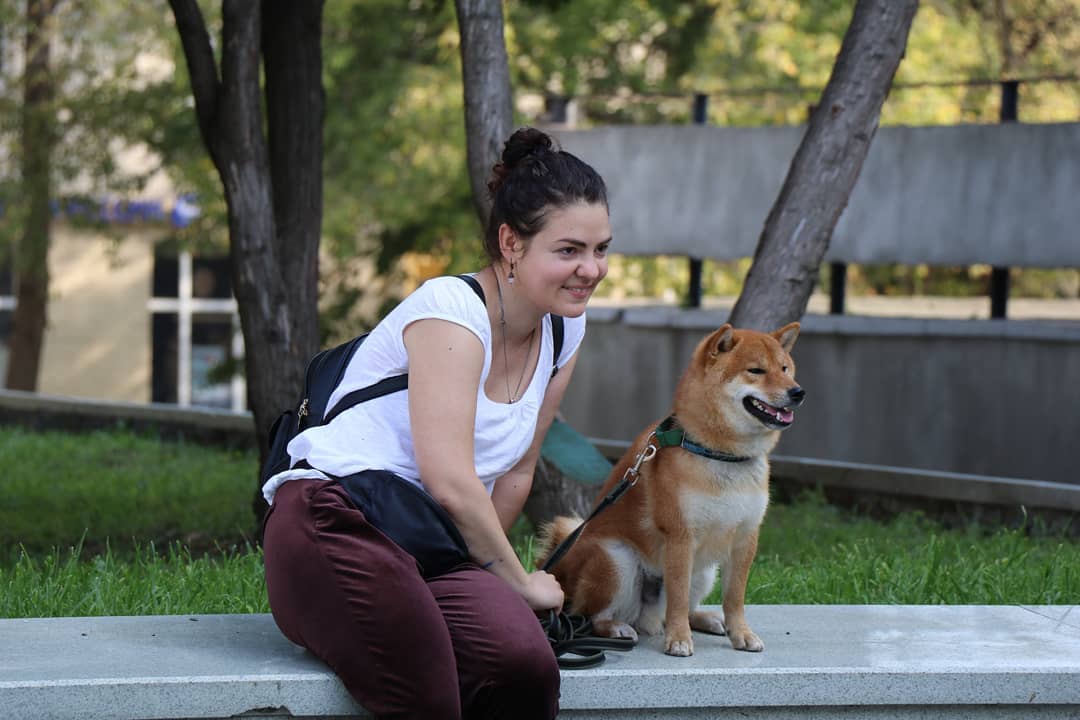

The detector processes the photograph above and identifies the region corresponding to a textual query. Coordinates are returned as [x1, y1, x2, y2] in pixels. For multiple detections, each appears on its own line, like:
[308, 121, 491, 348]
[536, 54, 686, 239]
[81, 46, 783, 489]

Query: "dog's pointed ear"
[707, 324, 736, 358]
[772, 322, 800, 353]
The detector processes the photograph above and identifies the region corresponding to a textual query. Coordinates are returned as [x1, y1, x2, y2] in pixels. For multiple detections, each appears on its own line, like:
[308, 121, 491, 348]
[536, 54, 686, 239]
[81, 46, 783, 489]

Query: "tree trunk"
[169, 0, 324, 525]
[455, 0, 597, 527]
[454, 0, 513, 228]
[523, 458, 595, 532]
[252, 0, 325, 519]
[728, 0, 919, 331]
[6, 0, 55, 392]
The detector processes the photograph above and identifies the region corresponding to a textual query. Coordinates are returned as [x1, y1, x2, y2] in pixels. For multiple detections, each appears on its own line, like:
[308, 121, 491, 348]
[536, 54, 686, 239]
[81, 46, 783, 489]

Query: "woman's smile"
[561, 283, 595, 301]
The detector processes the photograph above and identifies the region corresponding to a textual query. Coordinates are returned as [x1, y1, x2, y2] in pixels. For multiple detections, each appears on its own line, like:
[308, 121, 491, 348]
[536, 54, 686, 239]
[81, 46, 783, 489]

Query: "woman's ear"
[497, 223, 518, 263]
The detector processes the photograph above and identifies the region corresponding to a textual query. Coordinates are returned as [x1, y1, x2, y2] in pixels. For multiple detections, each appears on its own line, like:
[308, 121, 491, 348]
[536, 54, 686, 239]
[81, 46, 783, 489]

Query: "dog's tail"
[534, 515, 583, 570]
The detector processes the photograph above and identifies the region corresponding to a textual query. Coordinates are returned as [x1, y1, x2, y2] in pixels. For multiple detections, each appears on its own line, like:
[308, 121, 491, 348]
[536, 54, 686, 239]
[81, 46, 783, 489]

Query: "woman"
[261, 127, 611, 719]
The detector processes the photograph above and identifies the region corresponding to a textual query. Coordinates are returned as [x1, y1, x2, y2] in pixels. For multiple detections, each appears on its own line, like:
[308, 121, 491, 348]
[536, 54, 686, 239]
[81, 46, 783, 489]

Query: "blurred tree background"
[4, 0, 1078, 347]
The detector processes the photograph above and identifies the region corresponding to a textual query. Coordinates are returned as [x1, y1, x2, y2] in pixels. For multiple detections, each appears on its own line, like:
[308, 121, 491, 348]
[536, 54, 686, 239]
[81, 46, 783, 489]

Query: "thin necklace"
[495, 270, 535, 403]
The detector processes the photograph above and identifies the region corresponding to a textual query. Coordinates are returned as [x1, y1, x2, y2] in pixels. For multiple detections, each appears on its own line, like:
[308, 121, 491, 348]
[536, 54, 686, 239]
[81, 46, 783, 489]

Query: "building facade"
[0, 199, 244, 411]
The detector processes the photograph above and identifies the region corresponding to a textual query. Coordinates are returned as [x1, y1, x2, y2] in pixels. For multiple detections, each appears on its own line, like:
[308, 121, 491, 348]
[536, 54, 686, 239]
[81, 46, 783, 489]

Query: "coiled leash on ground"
[538, 610, 632, 669]
[537, 437, 658, 669]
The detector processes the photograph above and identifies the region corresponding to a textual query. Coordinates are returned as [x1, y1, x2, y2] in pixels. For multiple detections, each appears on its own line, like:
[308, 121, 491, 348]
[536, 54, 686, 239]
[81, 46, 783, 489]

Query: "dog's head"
[680, 322, 806, 439]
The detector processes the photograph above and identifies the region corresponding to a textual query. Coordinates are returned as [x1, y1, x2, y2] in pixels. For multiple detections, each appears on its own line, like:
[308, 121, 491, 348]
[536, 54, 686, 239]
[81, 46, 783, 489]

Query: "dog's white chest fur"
[678, 457, 768, 532]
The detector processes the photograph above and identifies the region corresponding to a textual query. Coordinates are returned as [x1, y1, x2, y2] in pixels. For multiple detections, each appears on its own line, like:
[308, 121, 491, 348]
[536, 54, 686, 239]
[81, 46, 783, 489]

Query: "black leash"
[538, 610, 634, 669]
[540, 440, 656, 573]
[538, 436, 659, 669]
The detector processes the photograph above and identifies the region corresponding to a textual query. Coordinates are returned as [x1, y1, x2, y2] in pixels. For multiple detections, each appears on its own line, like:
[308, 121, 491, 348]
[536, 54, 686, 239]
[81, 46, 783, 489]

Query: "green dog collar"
[653, 415, 752, 463]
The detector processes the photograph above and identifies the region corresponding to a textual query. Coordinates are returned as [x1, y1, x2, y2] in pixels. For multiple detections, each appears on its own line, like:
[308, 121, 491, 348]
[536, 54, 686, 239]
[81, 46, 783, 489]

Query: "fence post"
[990, 80, 1019, 319]
[545, 93, 570, 124]
[687, 93, 707, 308]
[829, 262, 847, 315]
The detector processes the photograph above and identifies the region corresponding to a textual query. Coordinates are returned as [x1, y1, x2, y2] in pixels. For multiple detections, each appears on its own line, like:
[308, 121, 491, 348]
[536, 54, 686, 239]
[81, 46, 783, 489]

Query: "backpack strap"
[550, 314, 564, 378]
[323, 275, 487, 425]
[324, 373, 409, 425]
[326, 275, 563, 425]
[457, 273, 486, 304]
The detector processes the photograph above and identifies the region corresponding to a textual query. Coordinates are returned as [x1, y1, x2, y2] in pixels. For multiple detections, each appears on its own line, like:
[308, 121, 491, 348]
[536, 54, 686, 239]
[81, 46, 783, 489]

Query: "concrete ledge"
[584, 305, 1080, 342]
[769, 455, 1080, 512]
[2, 606, 1078, 719]
[0, 389, 255, 450]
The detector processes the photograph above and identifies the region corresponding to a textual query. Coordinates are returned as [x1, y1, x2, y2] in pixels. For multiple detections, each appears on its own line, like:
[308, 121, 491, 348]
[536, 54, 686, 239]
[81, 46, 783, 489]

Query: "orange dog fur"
[538, 323, 805, 656]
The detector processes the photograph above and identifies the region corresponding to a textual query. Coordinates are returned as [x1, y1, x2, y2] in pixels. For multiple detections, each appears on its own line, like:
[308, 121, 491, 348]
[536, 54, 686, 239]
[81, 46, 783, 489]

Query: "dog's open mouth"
[743, 397, 795, 428]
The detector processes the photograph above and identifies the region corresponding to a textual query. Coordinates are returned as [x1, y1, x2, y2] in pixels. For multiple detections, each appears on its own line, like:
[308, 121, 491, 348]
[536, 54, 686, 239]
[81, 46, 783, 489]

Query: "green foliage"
[1, 3, 183, 200]
[0, 427, 256, 558]
[7, 0, 1080, 337]
[322, 0, 478, 265]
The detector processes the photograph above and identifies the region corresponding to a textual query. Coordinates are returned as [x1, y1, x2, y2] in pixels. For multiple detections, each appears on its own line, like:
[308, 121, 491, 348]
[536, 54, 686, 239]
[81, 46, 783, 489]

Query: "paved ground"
[2, 605, 1078, 719]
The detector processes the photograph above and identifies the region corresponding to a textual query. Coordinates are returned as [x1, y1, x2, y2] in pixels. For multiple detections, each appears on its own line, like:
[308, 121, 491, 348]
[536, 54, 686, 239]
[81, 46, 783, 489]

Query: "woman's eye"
[596, 244, 609, 256]
[559, 247, 576, 256]
[748, 368, 766, 375]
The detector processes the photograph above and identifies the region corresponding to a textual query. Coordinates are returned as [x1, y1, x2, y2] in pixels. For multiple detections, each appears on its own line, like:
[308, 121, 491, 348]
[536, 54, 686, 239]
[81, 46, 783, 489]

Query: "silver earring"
[508, 260, 516, 284]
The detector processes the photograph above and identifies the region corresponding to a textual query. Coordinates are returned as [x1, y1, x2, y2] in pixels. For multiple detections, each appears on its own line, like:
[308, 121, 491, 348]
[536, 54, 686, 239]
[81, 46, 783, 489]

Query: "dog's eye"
[747, 368, 766, 375]
[782, 365, 789, 373]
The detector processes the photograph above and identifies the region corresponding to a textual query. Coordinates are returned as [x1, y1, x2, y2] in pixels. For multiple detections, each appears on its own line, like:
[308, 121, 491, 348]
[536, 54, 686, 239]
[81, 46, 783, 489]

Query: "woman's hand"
[521, 570, 564, 611]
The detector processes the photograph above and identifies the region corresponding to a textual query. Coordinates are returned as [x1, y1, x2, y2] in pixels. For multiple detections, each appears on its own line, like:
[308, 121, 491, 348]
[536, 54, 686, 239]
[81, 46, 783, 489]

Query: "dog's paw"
[689, 610, 726, 636]
[593, 619, 639, 642]
[728, 627, 764, 652]
[609, 622, 639, 641]
[635, 610, 664, 636]
[664, 634, 694, 657]
[660, 630, 695, 660]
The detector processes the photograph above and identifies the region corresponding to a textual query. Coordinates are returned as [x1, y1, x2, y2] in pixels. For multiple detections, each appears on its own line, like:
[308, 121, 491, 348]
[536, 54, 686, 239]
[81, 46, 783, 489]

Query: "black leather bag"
[337, 469, 470, 578]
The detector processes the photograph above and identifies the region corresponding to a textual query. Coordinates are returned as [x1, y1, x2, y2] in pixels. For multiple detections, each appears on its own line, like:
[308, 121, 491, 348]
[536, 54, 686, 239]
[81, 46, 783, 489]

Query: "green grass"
[736, 492, 1078, 605]
[2, 428, 1078, 618]
[1, 542, 267, 617]
[0, 426, 257, 558]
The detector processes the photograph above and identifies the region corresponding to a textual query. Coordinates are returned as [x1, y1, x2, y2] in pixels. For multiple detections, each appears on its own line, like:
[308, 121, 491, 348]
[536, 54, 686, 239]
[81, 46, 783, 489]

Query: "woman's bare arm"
[404, 318, 563, 611]
[490, 352, 579, 534]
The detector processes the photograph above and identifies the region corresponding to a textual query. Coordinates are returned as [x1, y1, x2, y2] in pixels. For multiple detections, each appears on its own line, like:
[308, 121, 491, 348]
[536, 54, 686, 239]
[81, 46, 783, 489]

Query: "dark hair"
[483, 127, 608, 261]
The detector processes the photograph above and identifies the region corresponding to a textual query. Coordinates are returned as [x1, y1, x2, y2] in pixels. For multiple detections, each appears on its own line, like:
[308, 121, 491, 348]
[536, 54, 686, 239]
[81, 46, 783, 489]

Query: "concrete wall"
[553, 123, 1080, 267]
[561, 309, 1080, 485]
[37, 226, 160, 403]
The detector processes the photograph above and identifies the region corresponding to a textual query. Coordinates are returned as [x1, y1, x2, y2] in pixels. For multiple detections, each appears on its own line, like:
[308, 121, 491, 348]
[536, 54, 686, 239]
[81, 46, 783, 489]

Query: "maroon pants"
[263, 479, 560, 720]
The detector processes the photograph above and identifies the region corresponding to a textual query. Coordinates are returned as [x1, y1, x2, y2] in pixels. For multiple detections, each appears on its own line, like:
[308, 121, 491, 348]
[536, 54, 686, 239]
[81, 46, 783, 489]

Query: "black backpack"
[260, 274, 564, 485]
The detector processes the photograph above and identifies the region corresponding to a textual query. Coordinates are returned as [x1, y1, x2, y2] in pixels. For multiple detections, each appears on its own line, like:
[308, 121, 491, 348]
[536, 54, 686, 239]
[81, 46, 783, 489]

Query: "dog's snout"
[787, 386, 806, 406]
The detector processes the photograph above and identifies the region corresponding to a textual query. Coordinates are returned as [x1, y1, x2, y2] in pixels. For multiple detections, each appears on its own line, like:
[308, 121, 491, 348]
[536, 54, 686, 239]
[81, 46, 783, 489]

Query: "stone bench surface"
[2, 605, 1079, 719]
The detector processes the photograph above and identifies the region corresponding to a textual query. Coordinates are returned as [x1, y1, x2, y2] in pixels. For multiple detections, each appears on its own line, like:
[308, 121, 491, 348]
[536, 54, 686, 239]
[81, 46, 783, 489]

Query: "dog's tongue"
[778, 408, 794, 424]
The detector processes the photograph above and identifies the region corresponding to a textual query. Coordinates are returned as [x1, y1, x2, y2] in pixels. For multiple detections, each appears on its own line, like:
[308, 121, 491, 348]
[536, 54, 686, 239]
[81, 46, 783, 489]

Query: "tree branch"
[167, 0, 219, 146]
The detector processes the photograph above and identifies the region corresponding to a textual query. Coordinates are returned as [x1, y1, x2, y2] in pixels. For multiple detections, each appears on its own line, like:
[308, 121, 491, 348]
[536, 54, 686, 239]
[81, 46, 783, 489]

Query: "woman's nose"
[577, 255, 604, 280]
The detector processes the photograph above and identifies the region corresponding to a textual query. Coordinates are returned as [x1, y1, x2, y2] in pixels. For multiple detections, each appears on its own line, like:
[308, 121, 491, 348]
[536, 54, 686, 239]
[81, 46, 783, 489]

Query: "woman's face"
[511, 202, 611, 318]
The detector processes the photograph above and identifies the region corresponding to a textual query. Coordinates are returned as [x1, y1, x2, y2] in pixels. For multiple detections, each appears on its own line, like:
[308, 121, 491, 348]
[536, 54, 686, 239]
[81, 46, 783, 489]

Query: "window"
[148, 248, 245, 411]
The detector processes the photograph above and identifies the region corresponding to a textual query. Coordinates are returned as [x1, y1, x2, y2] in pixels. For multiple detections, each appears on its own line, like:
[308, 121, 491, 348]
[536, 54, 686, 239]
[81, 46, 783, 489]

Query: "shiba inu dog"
[538, 323, 804, 657]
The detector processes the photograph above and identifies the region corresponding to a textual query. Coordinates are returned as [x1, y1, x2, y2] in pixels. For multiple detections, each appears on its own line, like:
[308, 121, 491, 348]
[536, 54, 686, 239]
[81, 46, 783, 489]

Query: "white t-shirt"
[261, 275, 585, 505]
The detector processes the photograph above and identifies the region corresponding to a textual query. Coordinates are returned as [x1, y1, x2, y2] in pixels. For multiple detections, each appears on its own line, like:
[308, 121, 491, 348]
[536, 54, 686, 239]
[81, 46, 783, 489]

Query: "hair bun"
[487, 127, 555, 198]
[501, 127, 554, 168]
